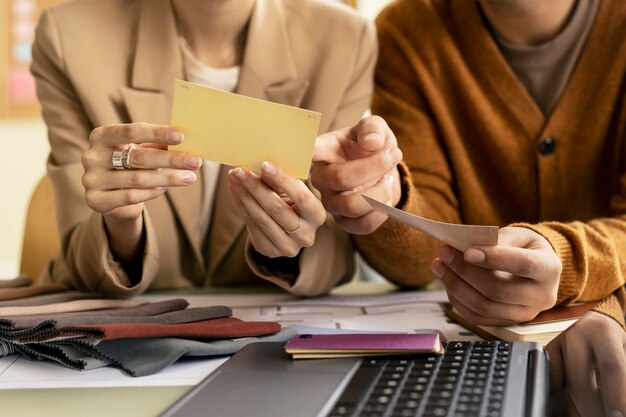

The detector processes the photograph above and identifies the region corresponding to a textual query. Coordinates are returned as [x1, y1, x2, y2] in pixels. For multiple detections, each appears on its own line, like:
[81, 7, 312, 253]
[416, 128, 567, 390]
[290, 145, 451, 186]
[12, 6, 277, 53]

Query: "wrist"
[103, 214, 145, 265]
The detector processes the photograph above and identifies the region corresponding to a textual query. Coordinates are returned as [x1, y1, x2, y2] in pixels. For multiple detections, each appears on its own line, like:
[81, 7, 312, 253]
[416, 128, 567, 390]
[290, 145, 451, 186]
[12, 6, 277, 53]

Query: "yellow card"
[170, 79, 321, 179]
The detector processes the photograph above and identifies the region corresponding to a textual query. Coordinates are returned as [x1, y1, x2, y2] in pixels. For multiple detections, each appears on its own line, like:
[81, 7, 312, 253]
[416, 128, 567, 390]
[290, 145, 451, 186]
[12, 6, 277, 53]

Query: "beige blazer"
[31, 0, 376, 297]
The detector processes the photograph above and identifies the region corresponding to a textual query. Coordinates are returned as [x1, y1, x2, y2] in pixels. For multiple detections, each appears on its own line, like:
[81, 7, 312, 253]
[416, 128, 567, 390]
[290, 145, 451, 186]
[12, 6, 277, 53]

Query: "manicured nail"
[363, 132, 382, 145]
[168, 131, 183, 144]
[182, 171, 196, 184]
[387, 148, 403, 164]
[438, 246, 454, 265]
[431, 259, 446, 279]
[232, 167, 246, 181]
[385, 174, 394, 185]
[261, 161, 277, 176]
[185, 156, 202, 169]
[465, 248, 486, 263]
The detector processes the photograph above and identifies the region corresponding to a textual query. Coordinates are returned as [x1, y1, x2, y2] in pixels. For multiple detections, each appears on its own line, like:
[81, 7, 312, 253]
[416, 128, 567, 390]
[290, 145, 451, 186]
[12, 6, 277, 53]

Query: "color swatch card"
[285, 333, 443, 359]
[362, 195, 498, 252]
[170, 79, 321, 179]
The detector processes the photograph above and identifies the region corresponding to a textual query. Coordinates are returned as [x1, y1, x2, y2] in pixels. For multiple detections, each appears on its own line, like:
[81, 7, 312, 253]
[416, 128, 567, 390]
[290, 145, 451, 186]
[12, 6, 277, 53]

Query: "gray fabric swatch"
[3, 298, 191, 329]
[0, 327, 296, 376]
[1, 304, 229, 330]
[0, 291, 101, 308]
[63, 327, 297, 376]
[0, 340, 15, 356]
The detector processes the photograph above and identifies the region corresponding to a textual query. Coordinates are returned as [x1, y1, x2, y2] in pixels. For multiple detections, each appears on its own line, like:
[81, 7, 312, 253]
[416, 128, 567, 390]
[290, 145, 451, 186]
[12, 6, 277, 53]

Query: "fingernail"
[385, 174, 394, 185]
[387, 148, 403, 164]
[261, 161, 277, 176]
[610, 412, 624, 417]
[232, 167, 246, 181]
[168, 131, 183, 144]
[185, 156, 202, 169]
[465, 248, 486, 263]
[363, 132, 382, 144]
[182, 171, 196, 184]
[438, 246, 454, 264]
[431, 259, 446, 279]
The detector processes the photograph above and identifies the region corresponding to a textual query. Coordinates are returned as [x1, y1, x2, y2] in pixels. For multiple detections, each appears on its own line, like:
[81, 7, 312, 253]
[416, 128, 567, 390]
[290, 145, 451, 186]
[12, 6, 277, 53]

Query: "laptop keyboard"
[327, 341, 511, 417]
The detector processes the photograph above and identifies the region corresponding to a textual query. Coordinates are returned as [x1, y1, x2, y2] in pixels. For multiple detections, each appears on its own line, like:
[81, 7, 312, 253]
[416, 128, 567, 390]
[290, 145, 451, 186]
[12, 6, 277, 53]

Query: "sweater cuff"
[512, 222, 581, 305]
[591, 287, 626, 330]
[364, 160, 421, 241]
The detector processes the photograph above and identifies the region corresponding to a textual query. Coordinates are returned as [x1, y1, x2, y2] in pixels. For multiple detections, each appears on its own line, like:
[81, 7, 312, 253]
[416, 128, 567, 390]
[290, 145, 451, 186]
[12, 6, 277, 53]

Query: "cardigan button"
[538, 137, 556, 155]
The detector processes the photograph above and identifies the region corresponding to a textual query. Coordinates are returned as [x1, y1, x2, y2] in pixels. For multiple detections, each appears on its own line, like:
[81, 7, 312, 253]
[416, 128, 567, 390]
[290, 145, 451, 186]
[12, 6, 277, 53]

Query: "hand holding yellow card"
[170, 79, 321, 179]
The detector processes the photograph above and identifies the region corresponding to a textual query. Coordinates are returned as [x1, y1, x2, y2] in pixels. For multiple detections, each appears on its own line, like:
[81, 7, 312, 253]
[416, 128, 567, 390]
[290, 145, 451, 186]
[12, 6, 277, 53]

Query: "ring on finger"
[121, 144, 136, 169]
[284, 217, 302, 235]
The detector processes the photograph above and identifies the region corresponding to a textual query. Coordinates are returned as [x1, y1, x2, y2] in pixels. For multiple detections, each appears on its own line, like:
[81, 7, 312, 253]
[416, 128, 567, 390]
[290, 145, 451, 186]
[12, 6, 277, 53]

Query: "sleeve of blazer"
[31, 10, 159, 297]
[246, 19, 378, 296]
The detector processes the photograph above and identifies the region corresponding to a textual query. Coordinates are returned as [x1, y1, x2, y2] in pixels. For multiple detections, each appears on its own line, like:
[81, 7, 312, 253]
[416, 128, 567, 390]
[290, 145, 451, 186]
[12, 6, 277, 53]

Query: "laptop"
[160, 340, 549, 417]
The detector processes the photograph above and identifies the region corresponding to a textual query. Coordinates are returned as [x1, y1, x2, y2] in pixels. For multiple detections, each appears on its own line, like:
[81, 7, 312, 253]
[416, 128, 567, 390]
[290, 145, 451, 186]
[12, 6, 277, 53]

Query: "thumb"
[353, 115, 391, 152]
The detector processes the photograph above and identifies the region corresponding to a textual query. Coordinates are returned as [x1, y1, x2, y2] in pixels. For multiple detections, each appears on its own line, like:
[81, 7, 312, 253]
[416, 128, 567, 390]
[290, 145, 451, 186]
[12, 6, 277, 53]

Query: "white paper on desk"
[362, 195, 498, 252]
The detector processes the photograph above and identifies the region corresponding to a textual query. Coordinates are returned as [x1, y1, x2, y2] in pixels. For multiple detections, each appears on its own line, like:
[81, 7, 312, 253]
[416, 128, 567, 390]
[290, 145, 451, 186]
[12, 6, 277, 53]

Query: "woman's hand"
[547, 311, 626, 417]
[83, 122, 202, 220]
[82, 122, 202, 264]
[228, 161, 326, 258]
[432, 226, 562, 325]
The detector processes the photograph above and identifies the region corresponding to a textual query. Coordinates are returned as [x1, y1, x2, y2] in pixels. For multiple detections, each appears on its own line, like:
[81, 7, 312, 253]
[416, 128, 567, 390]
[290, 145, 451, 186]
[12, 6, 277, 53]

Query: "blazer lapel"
[206, 0, 310, 276]
[120, 0, 204, 268]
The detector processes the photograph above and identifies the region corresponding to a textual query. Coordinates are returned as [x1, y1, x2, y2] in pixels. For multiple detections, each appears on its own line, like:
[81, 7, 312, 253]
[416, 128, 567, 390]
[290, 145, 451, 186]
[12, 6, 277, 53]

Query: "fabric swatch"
[0, 291, 102, 308]
[3, 298, 192, 330]
[0, 305, 234, 343]
[77, 317, 281, 340]
[0, 328, 296, 376]
[0, 298, 148, 317]
[69, 327, 297, 376]
[0, 275, 33, 289]
[0, 283, 68, 301]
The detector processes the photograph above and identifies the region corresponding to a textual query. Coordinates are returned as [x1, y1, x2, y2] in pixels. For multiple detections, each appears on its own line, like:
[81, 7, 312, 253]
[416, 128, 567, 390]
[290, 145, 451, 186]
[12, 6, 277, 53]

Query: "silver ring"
[284, 217, 302, 235]
[121, 144, 135, 169]
[112, 149, 125, 170]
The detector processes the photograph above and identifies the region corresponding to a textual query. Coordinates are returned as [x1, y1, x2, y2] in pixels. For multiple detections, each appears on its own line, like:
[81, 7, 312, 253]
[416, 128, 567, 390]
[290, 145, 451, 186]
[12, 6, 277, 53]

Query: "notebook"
[443, 302, 597, 346]
[159, 340, 549, 417]
[284, 333, 443, 359]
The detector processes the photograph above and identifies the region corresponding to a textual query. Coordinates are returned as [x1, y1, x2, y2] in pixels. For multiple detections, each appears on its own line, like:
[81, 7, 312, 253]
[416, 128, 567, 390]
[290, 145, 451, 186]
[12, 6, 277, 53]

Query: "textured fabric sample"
[3, 298, 192, 329]
[0, 283, 68, 301]
[0, 275, 33, 289]
[0, 298, 148, 316]
[0, 320, 103, 343]
[75, 327, 297, 376]
[79, 317, 281, 340]
[0, 305, 233, 342]
[0, 291, 101, 308]
[0, 328, 296, 376]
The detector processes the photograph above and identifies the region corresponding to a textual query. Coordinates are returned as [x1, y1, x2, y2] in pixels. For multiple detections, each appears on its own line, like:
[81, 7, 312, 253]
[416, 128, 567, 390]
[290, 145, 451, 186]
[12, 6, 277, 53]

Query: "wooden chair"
[20, 175, 59, 280]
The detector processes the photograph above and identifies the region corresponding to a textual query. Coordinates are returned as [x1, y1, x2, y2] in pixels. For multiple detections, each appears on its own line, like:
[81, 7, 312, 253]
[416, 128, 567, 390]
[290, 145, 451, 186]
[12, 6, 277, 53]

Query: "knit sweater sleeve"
[592, 287, 626, 330]
[354, 13, 462, 287]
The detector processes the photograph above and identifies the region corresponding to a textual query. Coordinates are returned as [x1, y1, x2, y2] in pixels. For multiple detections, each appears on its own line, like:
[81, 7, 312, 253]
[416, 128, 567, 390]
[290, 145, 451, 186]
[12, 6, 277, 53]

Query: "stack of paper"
[284, 333, 443, 359]
[443, 302, 597, 346]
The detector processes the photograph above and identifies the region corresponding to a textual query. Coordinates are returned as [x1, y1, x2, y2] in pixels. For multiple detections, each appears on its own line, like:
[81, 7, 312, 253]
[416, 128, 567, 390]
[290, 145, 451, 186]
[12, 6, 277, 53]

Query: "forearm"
[103, 215, 145, 284]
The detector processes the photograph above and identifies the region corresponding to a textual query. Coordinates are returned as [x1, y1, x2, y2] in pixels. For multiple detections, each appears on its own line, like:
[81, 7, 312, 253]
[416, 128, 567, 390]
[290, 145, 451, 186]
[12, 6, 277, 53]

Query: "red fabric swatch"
[76, 317, 281, 340]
